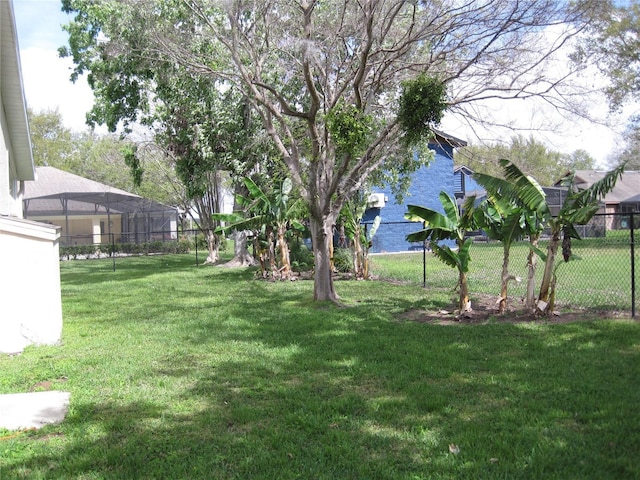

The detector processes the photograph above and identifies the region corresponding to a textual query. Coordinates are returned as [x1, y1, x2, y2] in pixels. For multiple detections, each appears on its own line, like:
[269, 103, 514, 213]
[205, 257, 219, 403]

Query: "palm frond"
[473, 172, 518, 200]
[459, 195, 478, 229]
[529, 243, 547, 262]
[439, 191, 459, 223]
[501, 207, 526, 245]
[431, 243, 461, 270]
[570, 162, 626, 207]
[500, 159, 548, 213]
[405, 205, 452, 230]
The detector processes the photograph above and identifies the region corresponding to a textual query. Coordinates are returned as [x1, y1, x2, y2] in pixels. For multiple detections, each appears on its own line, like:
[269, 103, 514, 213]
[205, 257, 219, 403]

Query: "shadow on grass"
[5, 320, 639, 479]
[4, 267, 639, 479]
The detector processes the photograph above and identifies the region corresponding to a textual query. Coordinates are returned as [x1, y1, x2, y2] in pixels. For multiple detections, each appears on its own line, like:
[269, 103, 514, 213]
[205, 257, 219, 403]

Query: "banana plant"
[214, 177, 304, 279]
[536, 163, 625, 313]
[339, 194, 381, 279]
[472, 197, 527, 312]
[475, 159, 625, 315]
[406, 192, 477, 315]
[473, 160, 548, 312]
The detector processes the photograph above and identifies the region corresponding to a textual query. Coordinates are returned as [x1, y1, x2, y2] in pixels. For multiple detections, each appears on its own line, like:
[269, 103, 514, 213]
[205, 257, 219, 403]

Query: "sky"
[14, 0, 95, 132]
[13, 0, 630, 167]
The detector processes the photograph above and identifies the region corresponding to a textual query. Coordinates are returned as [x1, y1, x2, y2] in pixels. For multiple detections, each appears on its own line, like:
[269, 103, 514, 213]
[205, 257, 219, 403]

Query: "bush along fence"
[58, 229, 220, 266]
[368, 212, 638, 318]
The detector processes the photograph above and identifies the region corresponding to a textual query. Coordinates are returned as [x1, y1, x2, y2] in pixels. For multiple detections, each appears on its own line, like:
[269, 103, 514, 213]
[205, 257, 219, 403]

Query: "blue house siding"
[454, 166, 484, 200]
[366, 142, 457, 253]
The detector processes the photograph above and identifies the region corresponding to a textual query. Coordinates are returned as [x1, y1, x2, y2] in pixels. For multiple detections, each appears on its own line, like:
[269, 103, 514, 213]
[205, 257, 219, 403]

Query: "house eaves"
[1, 0, 34, 181]
[431, 129, 467, 149]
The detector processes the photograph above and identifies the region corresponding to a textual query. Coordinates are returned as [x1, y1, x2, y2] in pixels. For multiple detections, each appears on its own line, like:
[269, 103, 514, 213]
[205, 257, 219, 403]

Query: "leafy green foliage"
[333, 248, 354, 273]
[406, 192, 475, 245]
[27, 108, 180, 207]
[398, 74, 447, 148]
[574, 1, 640, 111]
[406, 193, 477, 312]
[474, 158, 626, 313]
[58, 0, 602, 302]
[326, 102, 373, 158]
[121, 144, 143, 187]
[616, 121, 640, 170]
[215, 176, 306, 277]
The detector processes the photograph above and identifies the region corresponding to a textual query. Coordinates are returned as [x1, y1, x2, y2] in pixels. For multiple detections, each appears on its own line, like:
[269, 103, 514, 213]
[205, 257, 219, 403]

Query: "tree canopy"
[456, 135, 596, 186]
[574, 0, 640, 112]
[27, 108, 181, 207]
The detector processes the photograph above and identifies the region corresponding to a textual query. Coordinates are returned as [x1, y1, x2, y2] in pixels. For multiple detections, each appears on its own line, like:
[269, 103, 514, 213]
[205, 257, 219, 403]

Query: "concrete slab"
[0, 391, 70, 430]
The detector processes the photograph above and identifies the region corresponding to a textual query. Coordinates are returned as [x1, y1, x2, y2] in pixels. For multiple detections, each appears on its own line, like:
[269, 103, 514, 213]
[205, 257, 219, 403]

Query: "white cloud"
[20, 47, 95, 132]
[442, 95, 627, 168]
[441, 24, 632, 169]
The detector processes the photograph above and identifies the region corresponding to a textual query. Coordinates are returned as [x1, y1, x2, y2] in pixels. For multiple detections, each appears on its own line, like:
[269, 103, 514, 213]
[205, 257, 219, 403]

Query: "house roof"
[1, 0, 34, 181]
[453, 165, 474, 175]
[23, 166, 176, 216]
[431, 130, 467, 148]
[562, 170, 640, 205]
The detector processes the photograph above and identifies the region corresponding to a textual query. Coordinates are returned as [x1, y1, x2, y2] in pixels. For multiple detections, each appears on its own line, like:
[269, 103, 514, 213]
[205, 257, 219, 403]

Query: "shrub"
[149, 241, 164, 253]
[177, 237, 192, 253]
[290, 242, 314, 272]
[333, 247, 354, 273]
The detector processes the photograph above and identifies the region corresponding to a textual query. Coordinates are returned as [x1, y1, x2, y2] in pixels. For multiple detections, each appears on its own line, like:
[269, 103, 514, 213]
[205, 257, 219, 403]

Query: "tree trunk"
[458, 270, 472, 314]
[352, 225, 364, 279]
[525, 234, 540, 312]
[537, 228, 561, 312]
[222, 230, 257, 267]
[338, 224, 347, 248]
[276, 224, 291, 280]
[267, 228, 277, 278]
[203, 229, 219, 265]
[548, 273, 557, 313]
[498, 244, 510, 313]
[254, 231, 268, 278]
[362, 248, 370, 280]
[310, 217, 339, 303]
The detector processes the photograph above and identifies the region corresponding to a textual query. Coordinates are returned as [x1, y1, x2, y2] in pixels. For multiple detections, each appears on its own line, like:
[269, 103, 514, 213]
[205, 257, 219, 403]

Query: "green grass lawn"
[1, 254, 639, 479]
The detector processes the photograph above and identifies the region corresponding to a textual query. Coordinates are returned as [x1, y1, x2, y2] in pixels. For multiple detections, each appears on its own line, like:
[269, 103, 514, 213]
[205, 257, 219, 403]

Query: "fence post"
[195, 230, 199, 266]
[631, 211, 636, 318]
[111, 232, 116, 272]
[423, 221, 427, 288]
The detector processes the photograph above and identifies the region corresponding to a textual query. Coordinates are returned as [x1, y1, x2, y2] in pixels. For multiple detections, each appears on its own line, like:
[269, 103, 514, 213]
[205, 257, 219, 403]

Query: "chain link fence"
[57, 213, 638, 316]
[369, 212, 638, 317]
[58, 229, 214, 265]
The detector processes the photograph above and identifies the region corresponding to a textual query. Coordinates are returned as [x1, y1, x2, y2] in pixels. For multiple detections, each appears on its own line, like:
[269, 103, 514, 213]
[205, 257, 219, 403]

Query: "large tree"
[61, 0, 600, 302]
[573, 0, 640, 170]
[616, 120, 640, 170]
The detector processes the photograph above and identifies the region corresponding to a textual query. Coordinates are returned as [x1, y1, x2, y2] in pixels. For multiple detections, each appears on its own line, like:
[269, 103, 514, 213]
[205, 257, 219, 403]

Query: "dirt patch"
[397, 293, 633, 325]
[29, 377, 68, 392]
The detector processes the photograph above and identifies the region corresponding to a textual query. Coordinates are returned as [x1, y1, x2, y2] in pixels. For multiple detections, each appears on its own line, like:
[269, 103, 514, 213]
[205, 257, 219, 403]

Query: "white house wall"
[27, 214, 125, 245]
[0, 104, 23, 217]
[1, 0, 63, 354]
[0, 216, 62, 353]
